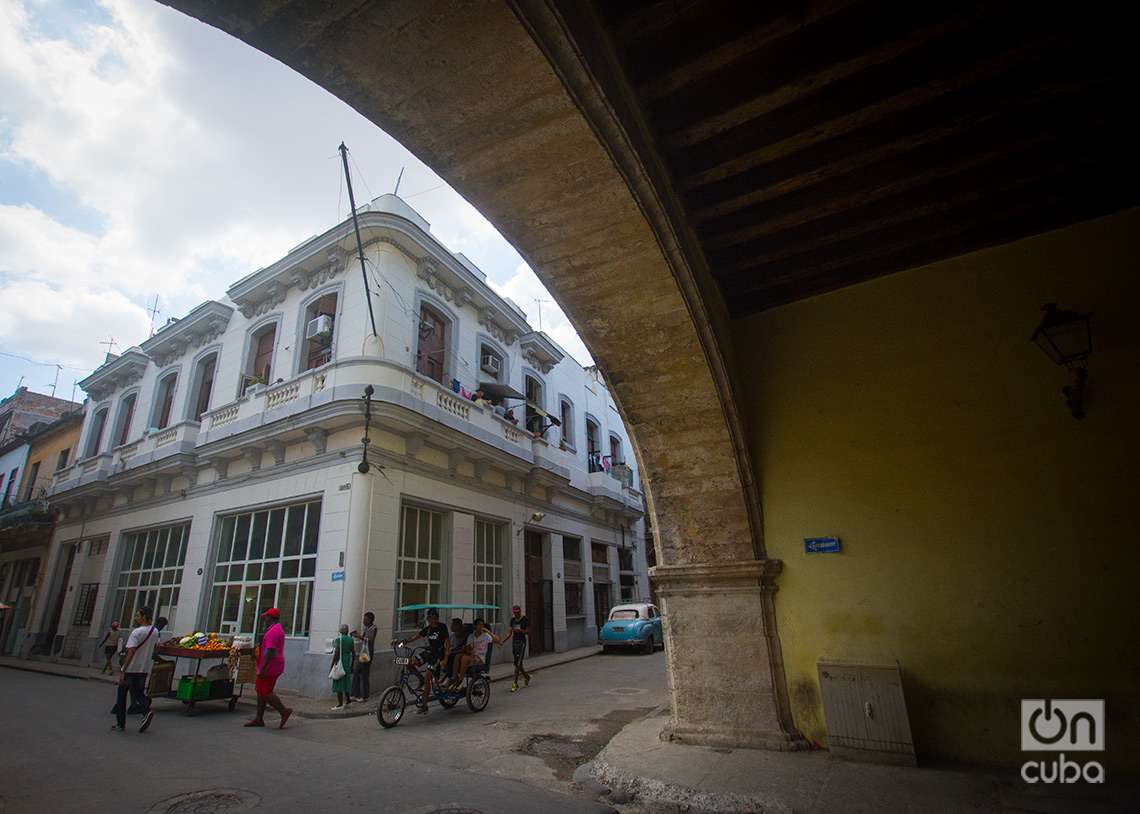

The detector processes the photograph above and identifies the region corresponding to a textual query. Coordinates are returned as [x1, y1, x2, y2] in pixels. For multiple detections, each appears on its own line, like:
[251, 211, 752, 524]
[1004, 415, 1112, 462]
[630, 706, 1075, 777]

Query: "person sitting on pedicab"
[444, 617, 472, 680]
[447, 617, 502, 690]
[396, 607, 449, 714]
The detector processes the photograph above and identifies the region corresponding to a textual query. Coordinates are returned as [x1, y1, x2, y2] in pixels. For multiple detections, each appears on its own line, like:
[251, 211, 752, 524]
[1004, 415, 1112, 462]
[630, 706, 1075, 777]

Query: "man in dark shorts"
[503, 605, 532, 693]
[398, 607, 449, 714]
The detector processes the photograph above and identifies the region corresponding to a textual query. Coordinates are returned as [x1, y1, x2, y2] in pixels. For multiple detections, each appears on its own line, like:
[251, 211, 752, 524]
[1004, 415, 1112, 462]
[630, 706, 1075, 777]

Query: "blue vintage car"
[598, 603, 663, 654]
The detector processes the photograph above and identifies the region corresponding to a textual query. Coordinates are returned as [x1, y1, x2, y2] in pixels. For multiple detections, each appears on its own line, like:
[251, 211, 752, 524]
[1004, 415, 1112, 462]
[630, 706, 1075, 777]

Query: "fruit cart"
[153, 639, 250, 715]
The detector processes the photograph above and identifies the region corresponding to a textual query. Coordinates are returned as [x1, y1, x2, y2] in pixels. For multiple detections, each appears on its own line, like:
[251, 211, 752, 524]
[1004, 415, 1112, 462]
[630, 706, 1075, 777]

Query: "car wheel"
[602, 645, 612, 654]
[642, 637, 654, 655]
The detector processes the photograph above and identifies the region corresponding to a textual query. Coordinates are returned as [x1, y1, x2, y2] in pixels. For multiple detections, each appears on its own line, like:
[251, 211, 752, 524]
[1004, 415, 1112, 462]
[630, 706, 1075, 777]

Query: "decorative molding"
[448, 449, 466, 474]
[241, 445, 263, 472]
[405, 433, 426, 456]
[304, 427, 328, 455]
[142, 301, 234, 367]
[80, 350, 151, 401]
[234, 249, 344, 319]
[266, 440, 286, 466]
[473, 460, 491, 479]
[212, 459, 230, 481]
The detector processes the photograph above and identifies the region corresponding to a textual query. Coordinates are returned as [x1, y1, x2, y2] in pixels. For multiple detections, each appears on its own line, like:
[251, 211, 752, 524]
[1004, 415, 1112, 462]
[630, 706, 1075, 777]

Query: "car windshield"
[610, 609, 640, 620]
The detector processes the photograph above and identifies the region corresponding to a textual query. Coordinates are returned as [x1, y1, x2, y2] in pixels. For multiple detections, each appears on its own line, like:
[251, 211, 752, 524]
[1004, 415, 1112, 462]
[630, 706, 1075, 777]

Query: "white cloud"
[0, 0, 593, 395]
[490, 263, 595, 367]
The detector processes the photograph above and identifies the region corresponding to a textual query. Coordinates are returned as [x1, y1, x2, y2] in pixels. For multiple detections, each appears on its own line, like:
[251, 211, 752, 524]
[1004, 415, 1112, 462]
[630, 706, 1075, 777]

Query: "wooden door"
[416, 306, 446, 383]
[524, 530, 546, 656]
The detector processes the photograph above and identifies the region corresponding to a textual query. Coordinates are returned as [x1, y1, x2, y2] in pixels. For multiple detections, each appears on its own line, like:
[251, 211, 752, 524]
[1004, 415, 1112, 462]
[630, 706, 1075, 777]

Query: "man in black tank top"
[503, 605, 532, 693]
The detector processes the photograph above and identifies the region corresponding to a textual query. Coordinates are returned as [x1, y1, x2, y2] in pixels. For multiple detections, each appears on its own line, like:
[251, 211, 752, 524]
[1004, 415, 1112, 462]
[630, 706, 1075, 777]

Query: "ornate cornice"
[519, 331, 565, 374]
[141, 301, 234, 367]
[79, 350, 151, 402]
[231, 248, 346, 320]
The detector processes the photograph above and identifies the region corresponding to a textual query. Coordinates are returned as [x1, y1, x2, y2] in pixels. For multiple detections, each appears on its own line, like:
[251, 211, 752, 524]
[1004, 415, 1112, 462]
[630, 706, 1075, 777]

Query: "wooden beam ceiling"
[595, 0, 1140, 316]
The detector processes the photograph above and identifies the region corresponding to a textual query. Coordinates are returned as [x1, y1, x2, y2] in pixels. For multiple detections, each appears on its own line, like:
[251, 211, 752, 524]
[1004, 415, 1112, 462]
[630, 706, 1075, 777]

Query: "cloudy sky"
[0, 0, 592, 403]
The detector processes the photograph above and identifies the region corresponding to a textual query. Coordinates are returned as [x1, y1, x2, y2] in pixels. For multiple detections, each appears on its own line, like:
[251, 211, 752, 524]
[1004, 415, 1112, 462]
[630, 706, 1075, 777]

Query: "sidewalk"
[584, 707, 1140, 814]
[0, 645, 600, 721]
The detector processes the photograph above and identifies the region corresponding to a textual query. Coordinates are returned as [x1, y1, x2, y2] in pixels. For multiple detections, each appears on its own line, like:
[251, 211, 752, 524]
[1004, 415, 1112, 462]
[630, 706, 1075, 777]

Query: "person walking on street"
[99, 621, 121, 675]
[351, 611, 377, 702]
[245, 607, 292, 729]
[330, 624, 354, 710]
[111, 607, 157, 733]
[503, 605, 532, 692]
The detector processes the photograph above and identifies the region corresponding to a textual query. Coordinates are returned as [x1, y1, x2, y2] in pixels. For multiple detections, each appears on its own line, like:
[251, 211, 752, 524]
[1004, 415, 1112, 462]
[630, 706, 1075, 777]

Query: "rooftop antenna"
[393, 166, 405, 196]
[48, 364, 61, 398]
[99, 336, 117, 361]
[147, 296, 161, 336]
[533, 298, 551, 333]
[338, 142, 379, 337]
[70, 379, 78, 404]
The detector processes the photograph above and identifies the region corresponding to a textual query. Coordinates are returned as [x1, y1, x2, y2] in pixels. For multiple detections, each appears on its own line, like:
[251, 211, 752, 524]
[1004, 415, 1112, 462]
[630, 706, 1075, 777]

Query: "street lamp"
[1030, 303, 1092, 419]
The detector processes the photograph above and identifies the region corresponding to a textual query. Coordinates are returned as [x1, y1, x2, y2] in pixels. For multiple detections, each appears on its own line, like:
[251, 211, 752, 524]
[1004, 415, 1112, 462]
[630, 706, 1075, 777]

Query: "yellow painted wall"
[733, 208, 1140, 772]
[20, 420, 82, 501]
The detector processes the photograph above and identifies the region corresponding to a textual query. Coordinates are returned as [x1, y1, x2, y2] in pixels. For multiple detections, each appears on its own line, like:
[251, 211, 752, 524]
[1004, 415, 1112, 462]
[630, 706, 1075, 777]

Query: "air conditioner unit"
[480, 353, 502, 376]
[305, 314, 333, 344]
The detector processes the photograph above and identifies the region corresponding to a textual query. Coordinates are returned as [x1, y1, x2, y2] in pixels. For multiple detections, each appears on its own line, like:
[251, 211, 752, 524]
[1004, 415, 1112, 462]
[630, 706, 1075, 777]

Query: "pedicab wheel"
[466, 676, 491, 712]
[377, 686, 406, 728]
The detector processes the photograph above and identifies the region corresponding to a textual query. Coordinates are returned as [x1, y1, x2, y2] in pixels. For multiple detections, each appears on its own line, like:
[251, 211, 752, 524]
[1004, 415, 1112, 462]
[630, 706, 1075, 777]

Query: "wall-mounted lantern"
[1030, 303, 1092, 419]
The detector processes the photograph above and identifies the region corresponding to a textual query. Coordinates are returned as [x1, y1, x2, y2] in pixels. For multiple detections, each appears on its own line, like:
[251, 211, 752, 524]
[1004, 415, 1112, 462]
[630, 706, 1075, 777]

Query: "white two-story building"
[31, 194, 648, 695]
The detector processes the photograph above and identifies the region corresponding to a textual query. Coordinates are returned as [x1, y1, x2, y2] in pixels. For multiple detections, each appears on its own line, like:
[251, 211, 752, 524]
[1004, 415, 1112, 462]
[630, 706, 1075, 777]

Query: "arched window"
[609, 433, 624, 466]
[112, 393, 137, 448]
[243, 323, 277, 394]
[558, 396, 574, 450]
[188, 353, 218, 422]
[585, 415, 601, 472]
[85, 406, 109, 458]
[415, 303, 448, 384]
[151, 371, 178, 430]
[524, 373, 545, 435]
[301, 292, 337, 372]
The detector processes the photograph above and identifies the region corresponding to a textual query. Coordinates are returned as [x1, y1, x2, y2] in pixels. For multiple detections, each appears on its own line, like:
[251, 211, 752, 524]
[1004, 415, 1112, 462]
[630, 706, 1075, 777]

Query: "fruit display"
[168, 632, 231, 651]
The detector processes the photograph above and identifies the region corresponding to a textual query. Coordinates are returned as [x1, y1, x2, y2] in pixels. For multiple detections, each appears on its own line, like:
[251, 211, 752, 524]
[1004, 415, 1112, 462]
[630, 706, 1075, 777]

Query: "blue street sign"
[331, 570, 345, 582]
[804, 536, 841, 554]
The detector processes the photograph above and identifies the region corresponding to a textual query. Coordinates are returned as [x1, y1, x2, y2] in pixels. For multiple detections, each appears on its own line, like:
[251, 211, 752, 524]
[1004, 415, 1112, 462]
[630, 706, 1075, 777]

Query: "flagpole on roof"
[338, 142, 379, 338]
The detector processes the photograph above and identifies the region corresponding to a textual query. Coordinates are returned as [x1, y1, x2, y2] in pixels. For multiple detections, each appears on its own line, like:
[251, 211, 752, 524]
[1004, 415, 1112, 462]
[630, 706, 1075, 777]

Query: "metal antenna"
[48, 365, 61, 398]
[394, 166, 405, 196]
[147, 296, 161, 336]
[338, 142, 379, 337]
[533, 298, 551, 333]
[99, 337, 117, 360]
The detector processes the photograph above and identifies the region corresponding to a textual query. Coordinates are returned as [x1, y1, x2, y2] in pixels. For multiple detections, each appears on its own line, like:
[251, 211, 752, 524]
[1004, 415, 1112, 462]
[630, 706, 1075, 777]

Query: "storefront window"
[397, 506, 444, 630]
[474, 519, 504, 623]
[206, 500, 320, 636]
[113, 523, 189, 629]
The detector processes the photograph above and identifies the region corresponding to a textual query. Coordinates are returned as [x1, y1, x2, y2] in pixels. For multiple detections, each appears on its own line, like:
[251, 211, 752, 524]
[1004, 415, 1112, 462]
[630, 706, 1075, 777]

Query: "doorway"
[594, 583, 612, 630]
[42, 543, 77, 654]
[524, 530, 549, 655]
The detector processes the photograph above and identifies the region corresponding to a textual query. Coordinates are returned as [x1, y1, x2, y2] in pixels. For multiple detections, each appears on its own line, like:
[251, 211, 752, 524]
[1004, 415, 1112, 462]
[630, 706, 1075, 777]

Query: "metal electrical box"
[818, 658, 917, 766]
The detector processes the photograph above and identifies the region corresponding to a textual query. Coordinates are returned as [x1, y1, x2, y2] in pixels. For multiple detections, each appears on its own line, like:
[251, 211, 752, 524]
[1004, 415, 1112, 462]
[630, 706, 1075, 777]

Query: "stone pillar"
[451, 512, 475, 606]
[582, 558, 598, 639]
[340, 470, 374, 631]
[652, 560, 805, 751]
[607, 545, 620, 606]
[546, 533, 567, 651]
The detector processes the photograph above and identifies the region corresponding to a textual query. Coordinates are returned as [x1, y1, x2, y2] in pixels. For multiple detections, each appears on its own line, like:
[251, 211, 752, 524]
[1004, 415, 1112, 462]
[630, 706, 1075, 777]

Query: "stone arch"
[160, 0, 798, 748]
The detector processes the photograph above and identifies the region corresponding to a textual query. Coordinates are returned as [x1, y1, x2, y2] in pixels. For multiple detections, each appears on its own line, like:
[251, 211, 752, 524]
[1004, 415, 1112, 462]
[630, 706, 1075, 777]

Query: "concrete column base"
[653, 560, 808, 752]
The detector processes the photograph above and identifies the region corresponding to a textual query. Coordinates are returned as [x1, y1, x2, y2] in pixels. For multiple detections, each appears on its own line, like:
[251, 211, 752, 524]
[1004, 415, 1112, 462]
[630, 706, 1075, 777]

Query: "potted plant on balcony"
[241, 373, 268, 396]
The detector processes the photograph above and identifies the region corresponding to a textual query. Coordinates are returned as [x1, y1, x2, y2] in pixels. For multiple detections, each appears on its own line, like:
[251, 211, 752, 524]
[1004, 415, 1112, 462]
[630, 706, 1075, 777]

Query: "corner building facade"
[36, 195, 648, 695]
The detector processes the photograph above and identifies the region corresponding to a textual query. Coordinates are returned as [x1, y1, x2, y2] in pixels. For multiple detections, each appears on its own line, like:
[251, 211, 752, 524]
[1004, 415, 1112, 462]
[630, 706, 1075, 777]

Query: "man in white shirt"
[112, 606, 158, 733]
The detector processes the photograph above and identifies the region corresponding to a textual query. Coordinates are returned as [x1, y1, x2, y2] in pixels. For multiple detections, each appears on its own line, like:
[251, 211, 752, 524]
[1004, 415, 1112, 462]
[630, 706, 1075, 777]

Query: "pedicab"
[376, 603, 498, 728]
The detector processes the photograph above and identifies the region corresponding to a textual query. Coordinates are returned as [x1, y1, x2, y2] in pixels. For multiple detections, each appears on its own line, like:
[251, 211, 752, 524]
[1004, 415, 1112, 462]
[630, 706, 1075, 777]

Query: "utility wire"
[0, 349, 90, 373]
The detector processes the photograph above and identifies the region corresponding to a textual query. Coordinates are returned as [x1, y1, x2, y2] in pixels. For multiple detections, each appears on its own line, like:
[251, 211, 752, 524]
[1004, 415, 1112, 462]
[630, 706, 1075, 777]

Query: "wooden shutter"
[415, 306, 446, 383]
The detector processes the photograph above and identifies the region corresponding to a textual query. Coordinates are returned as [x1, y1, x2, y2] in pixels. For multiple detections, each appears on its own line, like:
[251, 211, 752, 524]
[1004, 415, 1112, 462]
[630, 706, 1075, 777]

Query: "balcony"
[200, 357, 536, 459]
